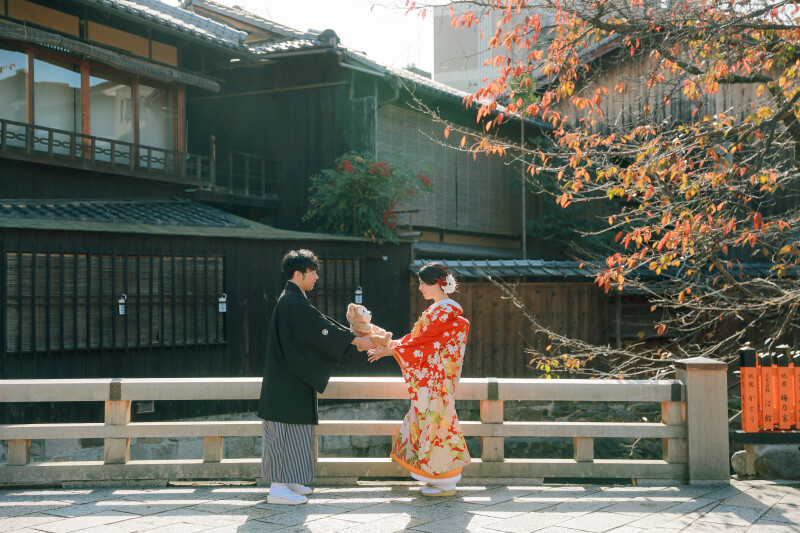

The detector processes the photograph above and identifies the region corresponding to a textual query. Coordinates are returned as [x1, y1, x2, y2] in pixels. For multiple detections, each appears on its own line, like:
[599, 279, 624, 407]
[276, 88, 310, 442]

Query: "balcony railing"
[0, 358, 731, 486]
[0, 118, 277, 202]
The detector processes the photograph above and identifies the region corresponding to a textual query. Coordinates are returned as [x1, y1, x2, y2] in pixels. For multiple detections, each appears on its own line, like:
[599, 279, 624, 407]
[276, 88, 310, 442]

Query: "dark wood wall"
[186, 59, 373, 232]
[410, 281, 610, 378]
[0, 228, 411, 423]
[0, 159, 185, 200]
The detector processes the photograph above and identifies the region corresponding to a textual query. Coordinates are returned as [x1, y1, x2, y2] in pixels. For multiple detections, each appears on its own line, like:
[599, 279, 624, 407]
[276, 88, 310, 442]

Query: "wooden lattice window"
[5, 252, 225, 353]
[309, 258, 361, 325]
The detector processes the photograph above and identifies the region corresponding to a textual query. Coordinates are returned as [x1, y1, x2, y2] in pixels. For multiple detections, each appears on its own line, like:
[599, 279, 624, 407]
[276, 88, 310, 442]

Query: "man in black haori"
[257, 249, 375, 505]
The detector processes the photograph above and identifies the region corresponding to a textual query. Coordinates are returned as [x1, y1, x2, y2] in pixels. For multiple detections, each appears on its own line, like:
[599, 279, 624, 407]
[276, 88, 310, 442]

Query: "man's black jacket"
[257, 281, 355, 424]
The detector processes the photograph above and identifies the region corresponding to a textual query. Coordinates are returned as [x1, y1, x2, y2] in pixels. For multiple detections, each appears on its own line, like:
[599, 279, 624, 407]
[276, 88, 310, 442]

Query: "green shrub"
[304, 152, 432, 243]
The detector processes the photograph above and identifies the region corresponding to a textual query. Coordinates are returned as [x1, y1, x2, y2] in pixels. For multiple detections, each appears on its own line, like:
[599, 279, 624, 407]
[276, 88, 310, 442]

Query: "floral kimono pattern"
[390, 299, 471, 478]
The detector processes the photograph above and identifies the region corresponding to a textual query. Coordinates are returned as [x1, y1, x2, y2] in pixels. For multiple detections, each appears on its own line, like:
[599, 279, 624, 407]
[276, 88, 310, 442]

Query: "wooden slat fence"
[410, 282, 609, 378]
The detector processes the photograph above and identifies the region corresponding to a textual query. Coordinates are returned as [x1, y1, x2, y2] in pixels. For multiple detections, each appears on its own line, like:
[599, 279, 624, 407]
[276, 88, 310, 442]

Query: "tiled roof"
[341, 50, 552, 131]
[251, 38, 331, 55]
[0, 200, 249, 228]
[533, 35, 623, 84]
[412, 241, 522, 260]
[385, 63, 472, 100]
[77, 0, 248, 50]
[184, 0, 309, 40]
[411, 259, 592, 279]
[413, 259, 800, 282]
[0, 200, 376, 241]
[0, 18, 221, 91]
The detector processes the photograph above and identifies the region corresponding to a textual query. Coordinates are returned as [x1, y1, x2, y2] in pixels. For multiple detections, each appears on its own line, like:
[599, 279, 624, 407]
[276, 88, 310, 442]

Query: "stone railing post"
[661, 400, 687, 465]
[8, 439, 31, 466]
[104, 378, 131, 464]
[674, 357, 729, 483]
[480, 377, 504, 462]
[203, 437, 223, 463]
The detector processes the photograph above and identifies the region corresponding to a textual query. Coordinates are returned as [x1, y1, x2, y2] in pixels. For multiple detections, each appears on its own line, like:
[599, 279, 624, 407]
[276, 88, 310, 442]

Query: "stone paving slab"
[0, 479, 798, 532]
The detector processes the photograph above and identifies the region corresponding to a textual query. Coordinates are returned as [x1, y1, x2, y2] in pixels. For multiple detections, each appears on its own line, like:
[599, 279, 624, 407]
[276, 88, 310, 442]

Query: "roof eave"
[72, 0, 250, 56]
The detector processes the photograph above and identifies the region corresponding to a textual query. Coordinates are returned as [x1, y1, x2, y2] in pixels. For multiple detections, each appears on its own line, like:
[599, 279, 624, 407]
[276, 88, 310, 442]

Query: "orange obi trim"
[390, 453, 463, 479]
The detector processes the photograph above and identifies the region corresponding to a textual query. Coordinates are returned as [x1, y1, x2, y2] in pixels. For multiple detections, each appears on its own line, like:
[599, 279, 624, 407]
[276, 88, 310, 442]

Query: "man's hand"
[352, 335, 376, 352]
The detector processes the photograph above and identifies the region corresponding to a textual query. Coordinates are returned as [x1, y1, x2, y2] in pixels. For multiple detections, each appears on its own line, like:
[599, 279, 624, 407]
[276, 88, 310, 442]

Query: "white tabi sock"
[411, 472, 461, 493]
[268, 482, 308, 504]
[288, 483, 312, 495]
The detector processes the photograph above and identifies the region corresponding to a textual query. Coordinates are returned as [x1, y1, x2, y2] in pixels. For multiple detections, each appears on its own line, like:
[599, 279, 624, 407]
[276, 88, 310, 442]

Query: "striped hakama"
[261, 420, 315, 484]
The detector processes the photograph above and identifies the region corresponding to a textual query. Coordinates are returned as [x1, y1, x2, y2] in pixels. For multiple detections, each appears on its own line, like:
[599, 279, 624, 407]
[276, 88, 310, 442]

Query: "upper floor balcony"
[0, 41, 277, 205]
[0, 117, 278, 204]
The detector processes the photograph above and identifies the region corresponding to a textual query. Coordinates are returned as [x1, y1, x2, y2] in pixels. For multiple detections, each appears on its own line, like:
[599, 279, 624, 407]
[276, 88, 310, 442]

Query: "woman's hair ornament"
[439, 274, 456, 294]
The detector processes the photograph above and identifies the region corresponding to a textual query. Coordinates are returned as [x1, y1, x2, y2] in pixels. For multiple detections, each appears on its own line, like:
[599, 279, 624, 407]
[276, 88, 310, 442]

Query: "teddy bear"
[346, 303, 392, 350]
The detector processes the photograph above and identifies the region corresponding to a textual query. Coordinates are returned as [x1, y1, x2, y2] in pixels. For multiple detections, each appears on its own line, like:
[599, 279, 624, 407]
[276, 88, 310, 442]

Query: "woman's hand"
[367, 346, 394, 363]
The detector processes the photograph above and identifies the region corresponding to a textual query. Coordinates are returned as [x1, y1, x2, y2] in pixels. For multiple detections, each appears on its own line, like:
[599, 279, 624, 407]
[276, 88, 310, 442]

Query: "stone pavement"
[0, 479, 798, 533]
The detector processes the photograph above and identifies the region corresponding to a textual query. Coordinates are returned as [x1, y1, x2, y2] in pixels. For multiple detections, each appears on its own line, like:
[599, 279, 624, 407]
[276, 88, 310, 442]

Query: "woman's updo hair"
[418, 262, 457, 294]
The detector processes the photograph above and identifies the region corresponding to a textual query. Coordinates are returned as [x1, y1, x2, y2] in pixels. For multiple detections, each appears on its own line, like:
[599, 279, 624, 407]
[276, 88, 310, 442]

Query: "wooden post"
[203, 437, 223, 463]
[573, 437, 593, 462]
[25, 123, 33, 155]
[480, 377, 504, 462]
[760, 353, 778, 430]
[776, 345, 795, 430]
[228, 151, 234, 191]
[743, 444, 758, 477]
[739, 346, 760, 432]
[661, 401, 687, 464]
[104, 379, 131, 465]
[674, 357, 729, 483]
[209, 135, 216, 187]
[260, 159, 266, 197]
[8, 439, 31, 466]
[244, 156, 250, 196]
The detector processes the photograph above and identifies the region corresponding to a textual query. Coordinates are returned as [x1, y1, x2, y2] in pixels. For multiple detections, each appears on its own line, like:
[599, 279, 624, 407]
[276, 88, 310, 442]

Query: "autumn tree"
[405, 0, 800, 377]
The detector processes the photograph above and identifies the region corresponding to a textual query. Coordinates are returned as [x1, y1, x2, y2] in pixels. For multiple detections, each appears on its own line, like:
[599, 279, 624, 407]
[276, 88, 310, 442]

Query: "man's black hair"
[281, 249, 319, 280]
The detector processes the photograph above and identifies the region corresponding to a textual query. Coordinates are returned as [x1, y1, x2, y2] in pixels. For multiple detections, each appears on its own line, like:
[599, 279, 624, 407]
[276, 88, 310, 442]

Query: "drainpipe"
[521, 119, 526, 259]
[374, 79, 379, 159]
[378, 76, 401, 107]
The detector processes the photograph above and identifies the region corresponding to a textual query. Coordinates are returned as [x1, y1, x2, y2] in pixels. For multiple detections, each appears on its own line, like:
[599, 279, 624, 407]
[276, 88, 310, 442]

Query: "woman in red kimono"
[368, 262, 470, 496]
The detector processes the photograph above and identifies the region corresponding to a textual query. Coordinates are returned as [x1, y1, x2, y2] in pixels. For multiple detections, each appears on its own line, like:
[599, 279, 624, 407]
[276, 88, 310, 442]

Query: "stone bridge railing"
[0, 358, 729, 486]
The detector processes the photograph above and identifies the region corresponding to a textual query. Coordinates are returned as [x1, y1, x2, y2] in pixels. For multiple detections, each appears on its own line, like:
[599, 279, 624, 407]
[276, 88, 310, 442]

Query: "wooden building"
[0, 0, 414, 425]
[536, 35, 765, 134]
[183, 0, 553, 259]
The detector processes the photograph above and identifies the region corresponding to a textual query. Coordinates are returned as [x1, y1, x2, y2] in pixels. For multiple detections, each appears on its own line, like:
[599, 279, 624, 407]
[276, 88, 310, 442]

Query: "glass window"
[33, 56, 81, 132]
[90, 70, 133, 164]
[139, 84, 174, 150]
[0, 48, 29, 149]
[33, 56, 81, 156]
[0, 48, 28, 123]
[139, 84, 175, 170]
